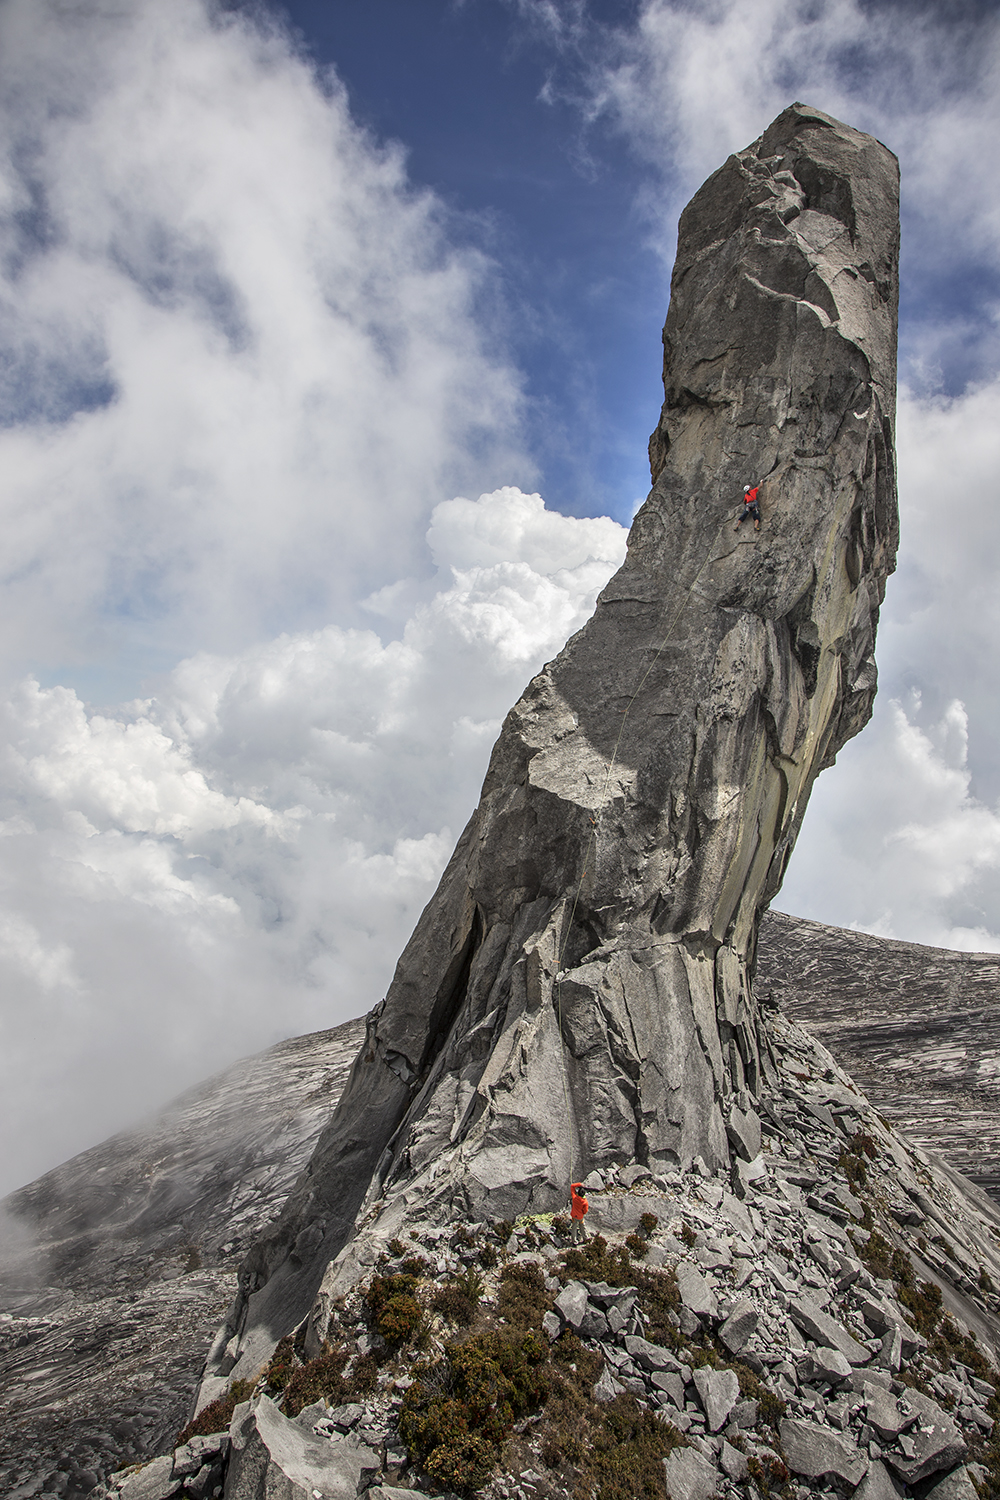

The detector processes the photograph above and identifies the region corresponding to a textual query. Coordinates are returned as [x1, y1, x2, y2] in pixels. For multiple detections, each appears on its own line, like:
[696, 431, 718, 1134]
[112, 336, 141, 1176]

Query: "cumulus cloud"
[777, 374, 1000, 945]
[0, 0, 528, 682]
[2, 0, 998, 1196]
[779, 694, 1000, 953]
[0, 488, 626, 1194]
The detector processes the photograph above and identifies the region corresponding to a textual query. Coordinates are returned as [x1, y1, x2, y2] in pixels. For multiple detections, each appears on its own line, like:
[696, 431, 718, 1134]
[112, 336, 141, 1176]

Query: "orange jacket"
[570, 1185, 588, 1220]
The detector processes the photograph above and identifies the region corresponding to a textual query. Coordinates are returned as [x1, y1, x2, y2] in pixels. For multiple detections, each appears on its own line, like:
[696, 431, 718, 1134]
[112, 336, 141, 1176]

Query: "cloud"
[778, 694, 1000, 954]
[0, 488, 627, 1195]
[776, 372, 1000, 943]
[1, 0, 998, 1198]
[0, 0, 529, 684]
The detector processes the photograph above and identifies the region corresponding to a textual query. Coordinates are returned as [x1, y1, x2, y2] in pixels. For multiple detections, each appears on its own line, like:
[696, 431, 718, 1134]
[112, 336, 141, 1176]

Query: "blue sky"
[272, 0, 667, 524]
[1, 0, 999, 1194]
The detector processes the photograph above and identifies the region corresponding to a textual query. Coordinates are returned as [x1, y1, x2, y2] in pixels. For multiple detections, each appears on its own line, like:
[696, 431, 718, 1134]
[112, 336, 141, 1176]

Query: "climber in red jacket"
[735, 483, 761, 532]
[570, 1182, 589, 1241]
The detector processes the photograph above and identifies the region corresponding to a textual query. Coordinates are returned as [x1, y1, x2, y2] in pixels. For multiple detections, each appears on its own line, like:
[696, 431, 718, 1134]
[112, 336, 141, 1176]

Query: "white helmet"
[744, 484, 751, 492]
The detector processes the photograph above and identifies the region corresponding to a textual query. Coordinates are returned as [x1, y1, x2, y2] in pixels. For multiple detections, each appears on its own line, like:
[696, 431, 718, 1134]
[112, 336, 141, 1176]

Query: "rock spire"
[227, 102, 900, 1375]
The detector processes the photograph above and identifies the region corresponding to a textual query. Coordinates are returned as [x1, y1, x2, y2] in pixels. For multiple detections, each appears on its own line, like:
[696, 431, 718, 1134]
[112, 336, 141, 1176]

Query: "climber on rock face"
[570, 1182, 589, 1241]
[735, 483, 762, 532]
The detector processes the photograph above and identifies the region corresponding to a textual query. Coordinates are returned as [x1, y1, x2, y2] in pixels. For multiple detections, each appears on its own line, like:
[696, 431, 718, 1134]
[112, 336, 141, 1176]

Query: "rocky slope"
[229, 99, 902, 1388]
[94, 998, 1000, 1500]
[3, 916, 1000, 1499]
[757, 911, 1000, 1199]
[0, 1019, 364, 1500]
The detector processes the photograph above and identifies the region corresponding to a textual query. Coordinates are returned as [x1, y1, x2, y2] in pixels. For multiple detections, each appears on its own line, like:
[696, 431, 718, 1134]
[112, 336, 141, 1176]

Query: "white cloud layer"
[778, 374, 1000, 948]
[0, 0, 528, 681]
[0, 488, 627, 1194]
[779, 694, 1000, 953]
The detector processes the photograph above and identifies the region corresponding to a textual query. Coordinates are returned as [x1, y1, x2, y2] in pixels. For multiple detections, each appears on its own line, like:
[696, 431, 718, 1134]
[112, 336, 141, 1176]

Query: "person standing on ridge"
[735, 483, 762, 531]
[570, 1182, 589, 1241]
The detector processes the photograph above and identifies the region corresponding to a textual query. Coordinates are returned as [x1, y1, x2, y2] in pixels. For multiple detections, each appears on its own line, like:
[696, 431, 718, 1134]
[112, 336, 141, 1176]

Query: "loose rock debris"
[89, 1010, 1000, 1500]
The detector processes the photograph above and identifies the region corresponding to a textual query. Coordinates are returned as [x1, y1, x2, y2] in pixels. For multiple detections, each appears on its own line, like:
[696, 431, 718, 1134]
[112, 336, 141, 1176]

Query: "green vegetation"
[837, 1130, 878, 1193]
[282, 1345, 351, 1417]
[401, 1328, 549, 1492]
[542, 1332, 684, 1500]
[396, 1230, 686, 1498]
[265, 1333, 296, 1392]
[365, 1271, 428, 1345]
[497, 1260, 550, 1330]
[559, 1233, 635, 1288]
[433, 1267, 485, 1329]
[746, 1450, 792, 1499]
[176, 1376, 255, 1445]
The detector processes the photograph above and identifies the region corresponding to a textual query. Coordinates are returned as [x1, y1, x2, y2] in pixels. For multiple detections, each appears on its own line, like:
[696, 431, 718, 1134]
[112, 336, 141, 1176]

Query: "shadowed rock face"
[230, 103, 900, 1369]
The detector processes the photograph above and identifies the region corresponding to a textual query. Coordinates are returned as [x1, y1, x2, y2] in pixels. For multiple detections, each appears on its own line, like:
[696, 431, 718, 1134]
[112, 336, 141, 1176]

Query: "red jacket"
[744, 486, 760, 504]
[571, 1186, 588, 1220]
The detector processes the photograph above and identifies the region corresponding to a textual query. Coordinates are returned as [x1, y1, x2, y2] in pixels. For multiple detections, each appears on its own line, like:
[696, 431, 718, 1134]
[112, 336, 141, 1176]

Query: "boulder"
[619, 1163, 653, 1189]
[584, 1280, 634, 1304]
[718, 1299, 758, 1355]
[693, 1367, 741, 1432]
[726, 1105, 762, 1163]
[624, 1334, 684, 1373]
[798, 1347, 852, 1385]
[593, 1365, 625, 1403]
[676, 1263, 718, 1322]
[663, 1446, 719, 1500]
[720, 1441, 749, 1483]
[116, 1458, 181, 1500]
[855, 1459, 905, 1500]
[225, 1395, 381, 1500]
[733, 1157, 768, 1199]
[580, 1303, 610, 1339]
[864, 1385, 910, 1442]
[877, 1324, 903, 1372]
[650, 1371, 687, 1409]
[554, 1281, 588, 1331]
[779, 1417, 869, 1487]
[788, 1295, 872, 1366]
[921, 1467, 980, 1500]
[885, 1391, 967, 1486]
[326, 1403, 364, 1432]
[732, 1398, 758, 1429]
